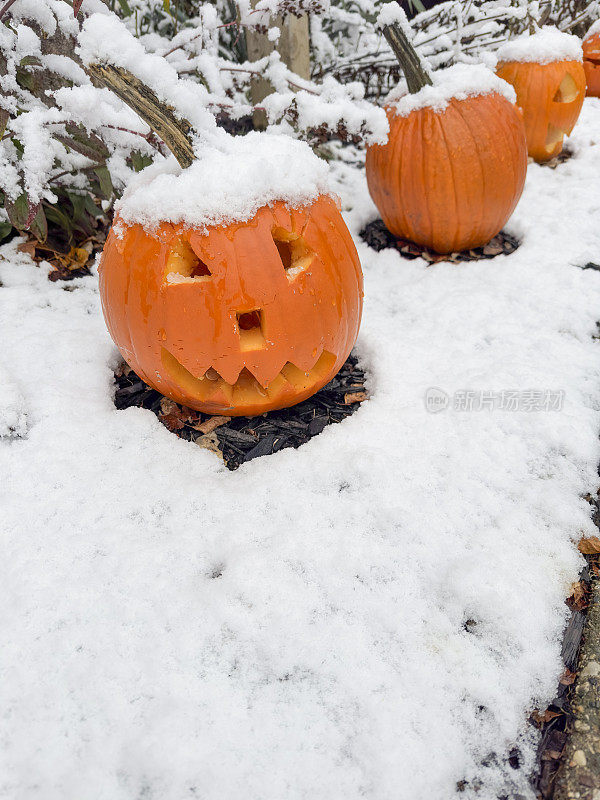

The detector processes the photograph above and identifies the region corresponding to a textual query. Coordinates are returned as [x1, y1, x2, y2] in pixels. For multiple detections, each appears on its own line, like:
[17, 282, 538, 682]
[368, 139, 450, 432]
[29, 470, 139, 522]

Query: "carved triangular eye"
[553, 73, 579, 103]
[164, 238, 212, 283]
[272, 227, 315, 280]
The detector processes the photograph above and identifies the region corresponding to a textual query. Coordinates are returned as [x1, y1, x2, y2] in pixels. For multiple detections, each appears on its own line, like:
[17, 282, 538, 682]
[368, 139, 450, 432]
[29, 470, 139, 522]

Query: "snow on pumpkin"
[496, 28, 586, 163]
[100, 133, 363, 417]
[366, 51, 526, 253]
[583, 23, 600, 98]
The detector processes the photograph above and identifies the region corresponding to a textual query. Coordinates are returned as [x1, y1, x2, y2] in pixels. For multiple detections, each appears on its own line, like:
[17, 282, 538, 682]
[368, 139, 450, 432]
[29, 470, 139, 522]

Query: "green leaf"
[19, 55, 42, 68]
[29, 206, 48, 243]
[11, 138, 24, 157]
[67, 191, 87, 221]
[55, 125, 110, 162]
[0, 222, 13, 242]
[0, 109, 9, 139]
[93, 166, 113, 200]
[5, 194, 31, 229]
[116, 0, 132, 15]
[15, 67, 35, 92]
[67, 192, 95, 237]
[44, 203, 74, 239]
[163, 0, 170, 11]
[130, 151, 153, 172]
[84, 194, 104, 219]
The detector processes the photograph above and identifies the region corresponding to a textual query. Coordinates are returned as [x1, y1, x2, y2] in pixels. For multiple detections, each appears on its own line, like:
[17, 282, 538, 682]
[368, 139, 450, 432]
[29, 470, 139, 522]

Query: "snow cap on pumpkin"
[115, 132, 332, 232]
[584, 19, 600, 41]
[496, 26, 583, 66]
[386, 63, 517, 117]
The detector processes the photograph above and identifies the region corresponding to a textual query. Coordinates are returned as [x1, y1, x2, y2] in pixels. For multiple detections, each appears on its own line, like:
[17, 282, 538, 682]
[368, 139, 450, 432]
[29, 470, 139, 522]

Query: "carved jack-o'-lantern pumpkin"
[496, 29, 586, 163]
[99, 195, 363, 417]
[583, 28, 600, 97]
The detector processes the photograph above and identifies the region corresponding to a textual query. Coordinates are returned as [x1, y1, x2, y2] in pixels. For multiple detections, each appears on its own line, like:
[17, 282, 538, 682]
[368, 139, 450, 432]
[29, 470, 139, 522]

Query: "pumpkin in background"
[100, 196, 363, 417]
[583, 29, 600, 97]
[366, 92, 527, 254]
[495, 29, 586, 163]
[366, 20, 527, 255]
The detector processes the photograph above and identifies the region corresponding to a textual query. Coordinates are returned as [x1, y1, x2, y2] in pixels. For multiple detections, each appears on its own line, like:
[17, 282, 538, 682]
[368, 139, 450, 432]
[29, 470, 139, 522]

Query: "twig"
[0, 0, 18, 20]
[49, 163, 105, 183]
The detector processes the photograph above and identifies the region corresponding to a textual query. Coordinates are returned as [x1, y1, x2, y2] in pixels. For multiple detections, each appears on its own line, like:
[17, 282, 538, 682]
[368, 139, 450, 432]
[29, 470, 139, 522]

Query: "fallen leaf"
[482, 242, 504, 256]
[57, 246, 90, 271]
[17, 241, 36, 258]
[578, 536, 600, 554]
[567, 580, 590, 611]
[560, 667, 576, 686]
[195, 432, 223, 458]
[192, 415, 231, 435]
[541, 749, 564, 761]
[159, 399, 195, 431]
[531, 708, 562, 726]
[344, 390, 367, 405]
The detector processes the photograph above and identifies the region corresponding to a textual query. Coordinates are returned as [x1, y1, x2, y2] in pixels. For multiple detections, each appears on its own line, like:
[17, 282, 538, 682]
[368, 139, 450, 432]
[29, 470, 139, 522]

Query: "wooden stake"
[246, 12, 311, 129]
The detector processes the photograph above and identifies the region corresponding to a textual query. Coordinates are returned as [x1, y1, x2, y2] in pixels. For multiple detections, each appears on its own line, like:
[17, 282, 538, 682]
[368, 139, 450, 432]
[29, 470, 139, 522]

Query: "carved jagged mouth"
[160, 348, 336, 409]
[545, 123, 565, 154]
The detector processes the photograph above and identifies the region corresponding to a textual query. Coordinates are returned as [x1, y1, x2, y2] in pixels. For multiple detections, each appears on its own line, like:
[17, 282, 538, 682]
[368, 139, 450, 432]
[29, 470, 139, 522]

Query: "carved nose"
[236, 309, 265, 351]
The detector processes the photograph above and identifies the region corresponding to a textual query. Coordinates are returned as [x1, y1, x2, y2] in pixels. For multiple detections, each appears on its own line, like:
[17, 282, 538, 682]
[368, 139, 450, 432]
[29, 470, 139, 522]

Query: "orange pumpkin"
[495, 59, 586, 162]
[99, 196, 363, 417]
[366, 92, 527, 254]
[583, 31, 600, 97]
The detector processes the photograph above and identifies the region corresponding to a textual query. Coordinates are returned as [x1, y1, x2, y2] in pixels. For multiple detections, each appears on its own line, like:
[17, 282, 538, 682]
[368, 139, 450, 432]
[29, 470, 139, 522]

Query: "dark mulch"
[114, 353, 366, 470]
[541, 148, 574, 170]
[360, 219, 520, 263]
[532, 492, 600, 799]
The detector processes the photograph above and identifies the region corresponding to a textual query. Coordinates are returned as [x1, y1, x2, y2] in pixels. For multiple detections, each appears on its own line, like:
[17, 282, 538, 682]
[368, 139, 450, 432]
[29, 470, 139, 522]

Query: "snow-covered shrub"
[1, 0, 598, 248]
[0, 0, 385, 247]
[314, 0, 600, 98]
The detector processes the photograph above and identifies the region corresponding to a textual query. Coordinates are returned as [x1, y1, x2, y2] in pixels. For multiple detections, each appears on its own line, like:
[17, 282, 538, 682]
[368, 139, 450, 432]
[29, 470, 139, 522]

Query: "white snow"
[386, 62, 516, 116]
[77, 13, 218, 140]
[0, 363, 27, 438]
[496, 26, 583, 65]
[376, 1, 413, 35]
[115, 132, 332, 231]
[585, 20, 600, 41]
[2, 98, 600, 800]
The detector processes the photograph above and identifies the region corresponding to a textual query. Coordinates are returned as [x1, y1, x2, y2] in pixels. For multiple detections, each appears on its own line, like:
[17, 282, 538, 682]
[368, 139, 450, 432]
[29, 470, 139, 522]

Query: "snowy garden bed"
[2, 97, 600, 800]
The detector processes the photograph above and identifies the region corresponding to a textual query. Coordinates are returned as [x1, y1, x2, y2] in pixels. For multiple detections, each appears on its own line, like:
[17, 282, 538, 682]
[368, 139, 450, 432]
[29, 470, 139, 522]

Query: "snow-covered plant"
[1, 0, 598, 250]
[314, 0, 600, 98]
[0, 0, 385, 247]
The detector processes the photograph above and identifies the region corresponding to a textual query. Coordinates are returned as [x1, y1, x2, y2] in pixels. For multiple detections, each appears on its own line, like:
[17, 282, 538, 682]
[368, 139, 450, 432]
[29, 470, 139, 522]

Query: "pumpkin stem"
[382, 22, 432, 94]
[86, 62, 196, 168]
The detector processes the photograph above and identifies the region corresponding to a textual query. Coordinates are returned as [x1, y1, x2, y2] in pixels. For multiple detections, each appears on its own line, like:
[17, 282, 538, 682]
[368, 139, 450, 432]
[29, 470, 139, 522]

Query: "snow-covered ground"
[2, 99, 600, 800]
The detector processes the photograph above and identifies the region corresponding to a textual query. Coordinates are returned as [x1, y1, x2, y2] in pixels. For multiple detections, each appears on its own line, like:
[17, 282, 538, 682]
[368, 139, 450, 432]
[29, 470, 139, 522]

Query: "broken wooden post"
[86, 63, 195, 168]
[245, 11, 310, 129]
